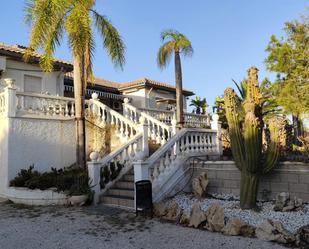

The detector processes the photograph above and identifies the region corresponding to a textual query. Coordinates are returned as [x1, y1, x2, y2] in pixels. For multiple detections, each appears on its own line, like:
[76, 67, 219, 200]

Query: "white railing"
[183, 112, 211, 128]
[88, 125, 148, 204]
[88, 95, 138, 140]
[123, 100, 174, 145]
[133, 128, 220, 202]
[139, 107, 174, 125]
[16, 92, 76, 118]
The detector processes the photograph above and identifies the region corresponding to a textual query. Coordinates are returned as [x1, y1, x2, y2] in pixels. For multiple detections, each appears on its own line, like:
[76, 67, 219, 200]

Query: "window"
[24, 75, 42, 93]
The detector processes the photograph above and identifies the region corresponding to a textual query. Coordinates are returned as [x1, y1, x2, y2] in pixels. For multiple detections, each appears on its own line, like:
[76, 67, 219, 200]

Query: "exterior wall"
[191, 161, 309, 202]
[0, 116, 76, 197]
[122, 86, 188, 110]
[1, 58, 64, 95]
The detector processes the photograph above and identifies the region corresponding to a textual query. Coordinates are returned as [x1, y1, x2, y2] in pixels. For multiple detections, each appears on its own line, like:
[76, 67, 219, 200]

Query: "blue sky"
[0, 0, 308, 109]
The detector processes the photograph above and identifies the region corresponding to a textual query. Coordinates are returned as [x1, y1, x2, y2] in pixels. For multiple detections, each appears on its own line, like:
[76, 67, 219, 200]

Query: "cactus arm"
[224, 88, 245, 170]
[262, 118, 280, 174]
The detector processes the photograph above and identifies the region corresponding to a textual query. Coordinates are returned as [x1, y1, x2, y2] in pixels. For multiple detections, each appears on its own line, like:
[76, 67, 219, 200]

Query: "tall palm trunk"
[175, 51, 184, 127]
[73, 55, 86, 168]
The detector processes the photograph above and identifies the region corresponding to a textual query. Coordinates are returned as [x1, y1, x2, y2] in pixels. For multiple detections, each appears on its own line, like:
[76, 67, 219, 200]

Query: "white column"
[3, 78, 17, 118]
[123, 97, 130, 118]
[138, 116, 149, 159]
[133, 160, 149, 182]
[211, 113, 223, 155]
[87, 151, 101, 205]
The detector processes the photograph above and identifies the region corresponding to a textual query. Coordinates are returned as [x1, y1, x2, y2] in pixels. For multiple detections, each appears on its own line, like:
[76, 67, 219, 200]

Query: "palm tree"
[24, 0, 125, 168]
[157, 30, 193, 127]
[190, 96, 202, 114]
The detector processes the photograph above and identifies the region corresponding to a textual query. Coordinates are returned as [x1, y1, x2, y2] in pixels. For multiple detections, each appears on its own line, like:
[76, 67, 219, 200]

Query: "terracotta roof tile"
[0, 43, 73, 70]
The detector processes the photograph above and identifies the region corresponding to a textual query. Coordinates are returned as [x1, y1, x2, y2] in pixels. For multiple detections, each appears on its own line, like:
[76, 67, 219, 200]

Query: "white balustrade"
[183, 112, 211, 128]
[139, 128, 219, 201]
[88, 131, 147, 204]
[139, 107, 174, 125]
[16, 92, 75, 118]
[123, 99, 174, 145]
[88, 95, 138, 139]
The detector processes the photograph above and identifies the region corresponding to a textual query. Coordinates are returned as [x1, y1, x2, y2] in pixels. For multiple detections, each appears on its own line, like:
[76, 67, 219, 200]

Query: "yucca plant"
[224, 67, 281, 209]
[24, 0, 125, 167]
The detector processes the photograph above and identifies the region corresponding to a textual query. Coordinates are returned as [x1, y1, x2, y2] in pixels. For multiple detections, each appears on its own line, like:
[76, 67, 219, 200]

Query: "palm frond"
[157, 41, 174, 68]
[160, 29, 180, 42]
[92, 10, 125, 69]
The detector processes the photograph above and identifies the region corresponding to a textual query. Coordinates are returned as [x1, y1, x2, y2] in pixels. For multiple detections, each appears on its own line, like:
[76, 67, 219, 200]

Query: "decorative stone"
[274, 192, 290, 211]
[274, 192, 303, 212]
[188, 203, 207, 228]
[255, 219, 295, 244]
[153, 202, 168, 217]
[89, 151, 99, 162]
[192, 172, 209, 198]
[222, 218, 255, 237]
[91, 92, 98, 100]
[296, 224, 309, 248]
[204, 204, 225, 232]
[163, 201, 182, 222]
[179, 209, 191, 225]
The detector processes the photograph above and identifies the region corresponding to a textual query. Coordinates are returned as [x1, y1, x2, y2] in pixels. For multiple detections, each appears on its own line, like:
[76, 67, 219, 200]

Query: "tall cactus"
[224, 67, 281, 209]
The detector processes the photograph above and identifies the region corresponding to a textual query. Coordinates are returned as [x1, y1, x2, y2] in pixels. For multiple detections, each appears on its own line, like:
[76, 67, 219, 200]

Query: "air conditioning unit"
[0, 56, 6, 71]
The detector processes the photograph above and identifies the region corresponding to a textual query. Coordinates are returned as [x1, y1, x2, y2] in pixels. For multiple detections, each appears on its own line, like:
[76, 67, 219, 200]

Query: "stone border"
[5, 187, 68, 206]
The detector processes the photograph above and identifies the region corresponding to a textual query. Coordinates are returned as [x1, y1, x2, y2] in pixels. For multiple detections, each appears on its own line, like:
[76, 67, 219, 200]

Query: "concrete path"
[0, 203, 290, 249]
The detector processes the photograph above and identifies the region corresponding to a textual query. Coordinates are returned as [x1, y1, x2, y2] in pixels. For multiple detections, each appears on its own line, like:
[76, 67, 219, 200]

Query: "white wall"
[1, 58, 64, 96]
[0, 116, 76, 197]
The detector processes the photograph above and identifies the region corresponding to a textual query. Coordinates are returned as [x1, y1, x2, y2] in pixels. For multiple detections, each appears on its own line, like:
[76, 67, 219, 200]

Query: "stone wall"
[191, 161, 309, 202]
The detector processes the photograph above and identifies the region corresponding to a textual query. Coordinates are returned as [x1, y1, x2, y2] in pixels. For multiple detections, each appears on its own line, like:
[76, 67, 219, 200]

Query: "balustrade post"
[3, 78, 17, 118]
[138, 116, 149, 159]
[87, 151, 101, 205]
[171, 116, 177, 136]
[123, 98, 130, 118]
[211, 113, 223, 156]
[133, 160, 149, 182]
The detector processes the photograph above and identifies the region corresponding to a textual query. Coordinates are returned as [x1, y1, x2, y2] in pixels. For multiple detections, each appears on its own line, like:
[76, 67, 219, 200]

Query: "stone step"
[101, 195, 134, 208]
[106, 188, 134, 198]
[115, 181, 134, 189]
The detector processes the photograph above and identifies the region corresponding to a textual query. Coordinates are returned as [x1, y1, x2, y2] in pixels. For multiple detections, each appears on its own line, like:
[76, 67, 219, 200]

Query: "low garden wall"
[191, 161, 309, 202]
[5, 187, 68, 206]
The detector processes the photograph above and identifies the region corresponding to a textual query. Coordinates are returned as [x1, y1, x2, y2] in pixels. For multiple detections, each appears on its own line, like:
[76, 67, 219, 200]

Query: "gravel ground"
[0, 202, 289, 249]
[173, 193, 309, 233]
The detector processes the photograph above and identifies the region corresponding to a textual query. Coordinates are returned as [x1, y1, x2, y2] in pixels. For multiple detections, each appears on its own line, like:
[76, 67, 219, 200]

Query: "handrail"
[16, 91, 74, 101]
[123, 101, 173, 145]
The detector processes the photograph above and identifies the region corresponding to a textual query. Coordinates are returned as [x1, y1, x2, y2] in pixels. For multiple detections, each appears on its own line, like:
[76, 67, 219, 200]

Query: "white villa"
[0, 43, 221, 207]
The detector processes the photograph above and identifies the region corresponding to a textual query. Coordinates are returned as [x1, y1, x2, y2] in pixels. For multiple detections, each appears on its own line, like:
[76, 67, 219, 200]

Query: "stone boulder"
[163, 201, 182, 222]
[192, 172, 209, 198]
[179, 209, 191, 225]
[256, 219, 295, 244]
[274, 192, 303, 212]
[222, 218, 255, 237]
[296, 224, 309, 248]
[153, 202, 168, 217]
[204, 204, 225, 232]
[188, 203, 207, 228]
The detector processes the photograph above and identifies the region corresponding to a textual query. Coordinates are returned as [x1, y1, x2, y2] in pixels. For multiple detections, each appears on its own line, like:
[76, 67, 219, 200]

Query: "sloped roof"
[0, 43, 73, 71]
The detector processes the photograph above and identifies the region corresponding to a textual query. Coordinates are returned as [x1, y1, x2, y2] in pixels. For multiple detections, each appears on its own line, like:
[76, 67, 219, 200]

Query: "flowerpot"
[68, 195, 88, 206]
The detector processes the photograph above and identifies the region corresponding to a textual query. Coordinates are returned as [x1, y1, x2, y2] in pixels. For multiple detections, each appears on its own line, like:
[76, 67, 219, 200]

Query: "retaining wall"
[191, 161, 309, 202]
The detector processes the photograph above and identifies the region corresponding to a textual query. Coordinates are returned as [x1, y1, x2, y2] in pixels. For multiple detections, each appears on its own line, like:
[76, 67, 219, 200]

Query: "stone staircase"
[101, 169, 135, 209]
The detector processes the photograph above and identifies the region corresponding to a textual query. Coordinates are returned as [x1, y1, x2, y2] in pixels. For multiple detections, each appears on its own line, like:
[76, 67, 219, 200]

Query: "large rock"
[204, 204, 225, 232]
[222, 218, 255, 237]
[192, 172, 209, 198]
[163, 201, 182, 222]
[256, 219, 295, 244]
[153, 202, 168, 217]
[179, 209, 191, 225]
[274, 192, 303, 212]
[188, 203, 207, 228]
[296, 224, 309, 248]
